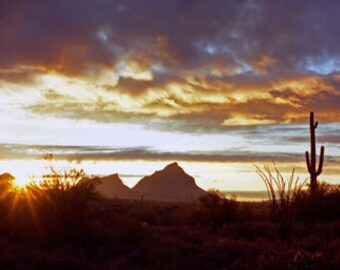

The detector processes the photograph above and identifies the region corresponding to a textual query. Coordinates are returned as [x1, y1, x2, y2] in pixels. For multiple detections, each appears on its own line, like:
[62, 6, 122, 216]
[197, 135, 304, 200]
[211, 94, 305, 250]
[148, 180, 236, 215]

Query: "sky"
[0, 0, 339, 191]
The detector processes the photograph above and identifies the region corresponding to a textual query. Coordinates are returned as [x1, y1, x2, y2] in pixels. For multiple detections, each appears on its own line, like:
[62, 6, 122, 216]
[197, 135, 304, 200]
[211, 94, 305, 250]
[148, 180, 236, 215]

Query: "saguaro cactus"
[305, 112, 324, 192]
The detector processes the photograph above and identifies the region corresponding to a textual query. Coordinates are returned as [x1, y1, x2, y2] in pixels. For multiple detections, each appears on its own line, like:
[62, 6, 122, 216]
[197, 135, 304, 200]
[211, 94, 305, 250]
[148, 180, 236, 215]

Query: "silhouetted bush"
[295, 183, 340, 223]
[194, 190, 238, 229]
[26, 166, 102, 245]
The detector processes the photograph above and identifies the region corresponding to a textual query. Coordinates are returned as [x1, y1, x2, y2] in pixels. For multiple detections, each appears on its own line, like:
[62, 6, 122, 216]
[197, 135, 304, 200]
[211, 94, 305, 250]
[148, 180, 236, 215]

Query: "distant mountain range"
[85, 162, 206, 201]
[0, 163, 207, 201]
[0, 167, 271, 201]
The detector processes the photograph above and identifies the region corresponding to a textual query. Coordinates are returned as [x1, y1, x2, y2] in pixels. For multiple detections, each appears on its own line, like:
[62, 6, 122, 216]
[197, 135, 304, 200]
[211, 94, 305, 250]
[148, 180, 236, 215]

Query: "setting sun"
[12, 176, 32, 188]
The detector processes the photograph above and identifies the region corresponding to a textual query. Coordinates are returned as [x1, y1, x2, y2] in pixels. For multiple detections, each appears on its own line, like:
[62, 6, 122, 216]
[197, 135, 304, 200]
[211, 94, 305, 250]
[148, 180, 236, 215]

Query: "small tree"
[255, 163, 306, 239]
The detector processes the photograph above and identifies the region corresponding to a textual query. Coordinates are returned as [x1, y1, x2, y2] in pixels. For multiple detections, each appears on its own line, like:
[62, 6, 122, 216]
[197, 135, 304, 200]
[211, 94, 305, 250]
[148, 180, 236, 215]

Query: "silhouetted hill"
[0, 173, 15, 190]
[132, 162, 206, 201]
[81, 174, 136, 199]
[0, 173, 14, 181]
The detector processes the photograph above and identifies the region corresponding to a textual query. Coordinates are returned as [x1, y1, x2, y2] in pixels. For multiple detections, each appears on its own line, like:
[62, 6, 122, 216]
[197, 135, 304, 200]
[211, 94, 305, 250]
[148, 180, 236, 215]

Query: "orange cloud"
[0, 0, 339, 134]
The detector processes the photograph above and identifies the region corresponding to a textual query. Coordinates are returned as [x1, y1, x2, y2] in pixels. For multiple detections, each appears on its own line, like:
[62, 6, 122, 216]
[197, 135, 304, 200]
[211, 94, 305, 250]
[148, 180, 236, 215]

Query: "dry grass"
[255, 163, 307, 239]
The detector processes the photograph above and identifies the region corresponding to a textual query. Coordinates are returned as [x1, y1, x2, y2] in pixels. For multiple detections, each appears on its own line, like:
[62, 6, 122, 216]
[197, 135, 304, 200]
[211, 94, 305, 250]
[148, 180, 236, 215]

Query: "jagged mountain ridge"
[83, 162, 206, 201]
[132, 162, 206, 200]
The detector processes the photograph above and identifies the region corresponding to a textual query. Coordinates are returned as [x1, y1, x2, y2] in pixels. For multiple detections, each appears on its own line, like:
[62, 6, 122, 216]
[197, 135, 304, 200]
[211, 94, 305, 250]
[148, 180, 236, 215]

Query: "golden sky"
[0, 0, 339, 189]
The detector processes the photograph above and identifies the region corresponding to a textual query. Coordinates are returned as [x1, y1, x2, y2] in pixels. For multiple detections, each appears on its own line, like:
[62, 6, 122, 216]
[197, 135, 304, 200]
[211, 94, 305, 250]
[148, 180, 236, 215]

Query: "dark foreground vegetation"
[0, 170, 339, 270]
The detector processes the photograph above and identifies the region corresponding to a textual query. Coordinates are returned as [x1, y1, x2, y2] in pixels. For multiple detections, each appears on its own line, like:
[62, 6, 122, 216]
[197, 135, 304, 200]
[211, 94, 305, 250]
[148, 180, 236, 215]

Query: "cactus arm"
[314, 122, 318, 129]
[305, 151, 312, 173]
[316, 146, 324, 176]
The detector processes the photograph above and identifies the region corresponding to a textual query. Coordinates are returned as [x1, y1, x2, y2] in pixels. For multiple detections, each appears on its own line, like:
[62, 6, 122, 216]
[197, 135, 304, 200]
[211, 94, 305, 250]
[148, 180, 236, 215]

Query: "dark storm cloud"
[1, 0, 339, 75]
[0, 0, 115, 74]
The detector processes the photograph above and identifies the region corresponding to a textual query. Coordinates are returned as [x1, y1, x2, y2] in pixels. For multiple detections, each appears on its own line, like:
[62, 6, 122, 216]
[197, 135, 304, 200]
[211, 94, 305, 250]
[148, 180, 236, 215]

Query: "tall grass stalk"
[255, 163, 307, 239]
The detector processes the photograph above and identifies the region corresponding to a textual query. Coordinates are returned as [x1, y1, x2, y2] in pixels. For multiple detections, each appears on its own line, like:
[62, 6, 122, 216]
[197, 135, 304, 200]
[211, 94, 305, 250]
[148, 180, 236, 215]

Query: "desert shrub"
[255, 163, 306, 239]
[194, 190, 238, 229]
[26, 163, 102, 245]
[295, 183, 340, 223]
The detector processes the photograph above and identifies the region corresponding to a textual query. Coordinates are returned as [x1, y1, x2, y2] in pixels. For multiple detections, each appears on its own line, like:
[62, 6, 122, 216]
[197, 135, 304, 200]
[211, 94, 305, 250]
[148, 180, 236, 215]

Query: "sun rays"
[0, 160, 89, 239]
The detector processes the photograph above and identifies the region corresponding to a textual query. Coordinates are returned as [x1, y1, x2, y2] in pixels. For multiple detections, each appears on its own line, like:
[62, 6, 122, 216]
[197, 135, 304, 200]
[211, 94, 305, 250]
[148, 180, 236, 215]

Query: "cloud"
[26, 74, 340, 133]
[1, 0, 339, 75]
[1, 143, 339, 165]
[289, 136, 340, 144]
[112, 74, 182, 95]
[0, 143, 306, 162]
[0, 0, 339, 135]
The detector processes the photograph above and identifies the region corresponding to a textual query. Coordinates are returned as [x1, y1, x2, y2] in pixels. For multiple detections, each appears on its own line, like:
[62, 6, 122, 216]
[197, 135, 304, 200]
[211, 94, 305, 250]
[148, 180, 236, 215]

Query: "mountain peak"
[107, 173, 121, 180]
[0, 173, 14, 180]
[165, 162, 179, 168]
[132, 163, 206, 200]
[163, 162, 184, 173]
[93, 173, 134, 199]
